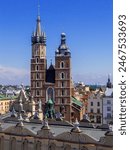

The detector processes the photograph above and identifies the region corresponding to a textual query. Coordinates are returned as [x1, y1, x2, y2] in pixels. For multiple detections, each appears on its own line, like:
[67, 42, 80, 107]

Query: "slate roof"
[46, 64, 55, 83]
[1, 122, 106, 141]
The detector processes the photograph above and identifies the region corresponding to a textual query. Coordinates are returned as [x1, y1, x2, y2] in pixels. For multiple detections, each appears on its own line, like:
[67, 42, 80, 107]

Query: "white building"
[102, 88, 113, 124]
[87, 90, 103, 125]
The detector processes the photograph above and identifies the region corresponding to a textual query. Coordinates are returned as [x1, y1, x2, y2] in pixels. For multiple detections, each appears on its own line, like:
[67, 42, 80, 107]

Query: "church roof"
[71, 97, 83, 107]
[48, 64, 55, 70]
[1, 122, 107, 141]
[46, 64, 55, 83]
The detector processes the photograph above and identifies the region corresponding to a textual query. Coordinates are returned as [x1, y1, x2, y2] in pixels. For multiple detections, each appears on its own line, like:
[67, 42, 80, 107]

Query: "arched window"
[36, 73, 40, 79]
[61, 90, 65, 96]
[61, 98, 65, 104]
[46, 87, 54, 101]
[36, 65, 39, 71]
[37, 90, 40, 96]
[36, 57, 39, 63]
[60, 61, 64, 68]
[61, 72, 65, 79]
[61, 81, 64, 87]
[36, 82, 40, 87]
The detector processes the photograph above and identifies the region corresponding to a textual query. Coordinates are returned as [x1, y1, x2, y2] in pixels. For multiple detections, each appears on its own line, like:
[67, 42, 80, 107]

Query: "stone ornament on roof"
[16, 113, 24, 127]
[42, 118, 50, 130]
[71, 118, 82, 133]
[10, 106, 17, 118]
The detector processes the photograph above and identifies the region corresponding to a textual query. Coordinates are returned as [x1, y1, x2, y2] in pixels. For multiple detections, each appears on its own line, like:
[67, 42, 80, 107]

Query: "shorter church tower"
[55, 33, 72, 121]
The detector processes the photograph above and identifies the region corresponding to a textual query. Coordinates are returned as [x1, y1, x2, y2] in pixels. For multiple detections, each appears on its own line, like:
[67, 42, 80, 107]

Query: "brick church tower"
[55, 33, 72, 121]
[31, 15, 47, 102]
[30, 12, 85, 122]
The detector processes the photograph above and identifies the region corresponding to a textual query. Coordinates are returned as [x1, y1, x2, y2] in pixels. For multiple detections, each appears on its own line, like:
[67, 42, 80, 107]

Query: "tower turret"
[55, 33, 71, 56]
[31, 15, 46, 45]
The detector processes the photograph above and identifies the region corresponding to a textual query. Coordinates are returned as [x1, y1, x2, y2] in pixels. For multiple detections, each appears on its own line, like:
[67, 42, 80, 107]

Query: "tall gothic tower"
[30, 8, 84, 122]
[31, 15, 46, 102]
[55, 33, 72, 121]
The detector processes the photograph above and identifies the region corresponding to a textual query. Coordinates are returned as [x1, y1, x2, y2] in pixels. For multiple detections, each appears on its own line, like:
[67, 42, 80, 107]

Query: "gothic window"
[37, 90, 40, 96]
[36, 57, 39, 63]
[61, 81, 64, 87]
[36, 73, 40, 79]
[47, 87, 54, 101]
[36, 82, 40, 87]
[61, 72, 65, 79]
[61, 89, 65, 96]
[36, 65, 39, 71]
[60, 61, 64, 68]
[61, 98, 65, 104]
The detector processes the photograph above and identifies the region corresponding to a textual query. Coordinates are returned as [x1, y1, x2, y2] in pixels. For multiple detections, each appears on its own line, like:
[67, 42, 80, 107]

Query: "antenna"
[37, 0, 40, 16]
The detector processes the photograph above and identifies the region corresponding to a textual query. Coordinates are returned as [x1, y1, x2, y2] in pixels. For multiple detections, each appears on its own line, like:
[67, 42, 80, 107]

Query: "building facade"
[30, 14, 84, 122]
[87, 91, 103, 125]
[102, 77, 113, 124]
[102, 88, 113, 124]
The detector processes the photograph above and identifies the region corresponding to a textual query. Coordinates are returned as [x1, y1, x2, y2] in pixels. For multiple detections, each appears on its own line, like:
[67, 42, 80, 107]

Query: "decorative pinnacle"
[71, 118, 81, 133]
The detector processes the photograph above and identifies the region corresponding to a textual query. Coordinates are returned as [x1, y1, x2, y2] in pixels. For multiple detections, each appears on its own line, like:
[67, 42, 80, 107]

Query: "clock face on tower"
[40, 45, 46, 58]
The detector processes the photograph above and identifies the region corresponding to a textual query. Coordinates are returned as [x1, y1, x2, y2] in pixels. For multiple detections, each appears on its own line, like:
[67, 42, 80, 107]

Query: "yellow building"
[0, 95, 16, 115]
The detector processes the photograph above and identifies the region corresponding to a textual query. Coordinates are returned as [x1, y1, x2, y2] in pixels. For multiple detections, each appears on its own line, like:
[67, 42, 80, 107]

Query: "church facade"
[30, 15, 85, 121]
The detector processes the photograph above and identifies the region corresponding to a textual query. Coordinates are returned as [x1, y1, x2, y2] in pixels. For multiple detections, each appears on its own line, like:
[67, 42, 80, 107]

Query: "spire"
[36, 0, 42, 36]
[31, 0, 46, 44]
[36, 16, 42, 36]
[107, 74, 112, 88]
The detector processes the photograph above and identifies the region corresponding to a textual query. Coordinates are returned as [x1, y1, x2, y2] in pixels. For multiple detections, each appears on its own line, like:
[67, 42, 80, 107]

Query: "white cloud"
[0, 65, 29, 85]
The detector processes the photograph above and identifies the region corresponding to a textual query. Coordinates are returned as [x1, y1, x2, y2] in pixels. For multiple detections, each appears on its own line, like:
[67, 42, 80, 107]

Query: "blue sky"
[0, 0, 112, 85]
